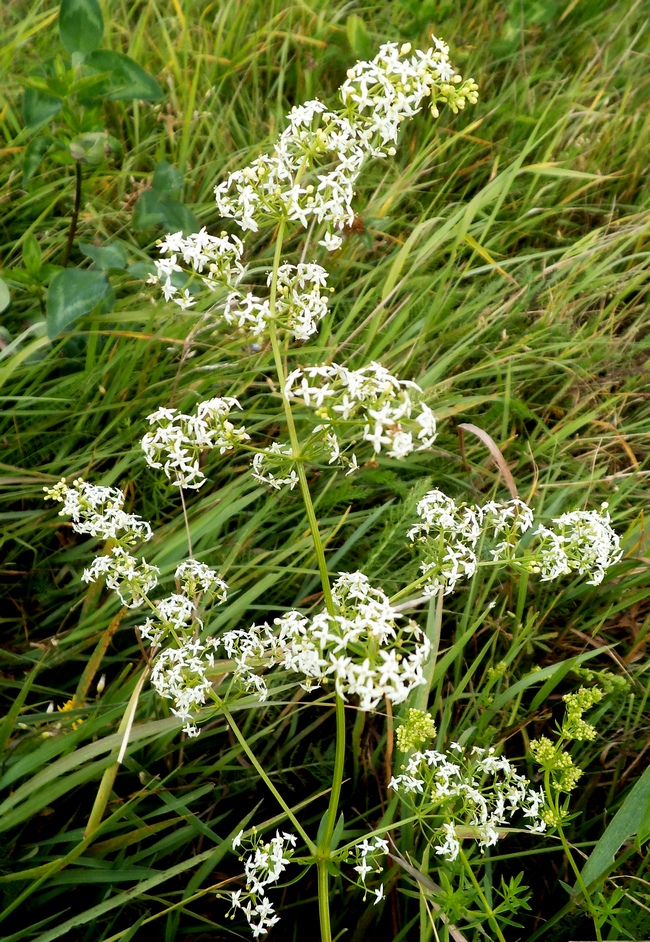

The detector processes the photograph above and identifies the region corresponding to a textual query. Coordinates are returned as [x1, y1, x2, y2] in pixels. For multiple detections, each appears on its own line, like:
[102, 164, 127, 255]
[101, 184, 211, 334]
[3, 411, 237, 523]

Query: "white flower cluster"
[221, 571, 430, 710]
[149, 37, 477, 349]
[223, 263, 330, 341]
[149, 634, 222, 737]
[229, 830, 297, 938]
[389, 744, 547, 860]
[82, 547, 160, 609]
[44, 480, 230, 736]
[408, 491, 534, 595]
[214, 38, 477, 243]
[141, 397, 249, 489]
[44, 477, 153, 544]
[285, 361, 437, 465]
[408, 491, 622, 595]
[139, 560, 228, 736]
[44, 478, 160, 606]
[147, 228, 246, 309]
[347, 836, 388, 906]
[532, 504, 622, 586]
[251, 443, 298, 491]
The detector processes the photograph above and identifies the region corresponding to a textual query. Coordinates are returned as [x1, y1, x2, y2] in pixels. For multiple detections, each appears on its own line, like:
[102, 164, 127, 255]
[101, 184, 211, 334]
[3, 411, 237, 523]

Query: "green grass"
[1, 0, 649, 940]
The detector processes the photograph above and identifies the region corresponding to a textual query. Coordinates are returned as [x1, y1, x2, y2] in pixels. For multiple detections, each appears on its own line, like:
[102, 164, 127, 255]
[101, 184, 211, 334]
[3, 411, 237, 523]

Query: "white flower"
[251, 443, 298, 491]
[142, 397, 248, 489]
[223, 571, 429, 710]
[228, 831, 296, 938]
[390, 744, 548, 859]
[532, 505, 622, 586]
[319, 231, 343, 251]
[285, 361, 436, 468]
[44, 478, 153, 545]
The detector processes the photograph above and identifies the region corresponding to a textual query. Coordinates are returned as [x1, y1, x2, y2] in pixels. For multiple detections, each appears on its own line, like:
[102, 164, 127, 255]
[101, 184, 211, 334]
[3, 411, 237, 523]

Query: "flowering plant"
[43, 31, 623, 942]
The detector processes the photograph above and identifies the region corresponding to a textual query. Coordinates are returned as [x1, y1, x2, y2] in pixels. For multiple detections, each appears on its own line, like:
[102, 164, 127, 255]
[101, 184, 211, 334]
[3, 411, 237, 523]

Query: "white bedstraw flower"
[150, 635, 222, 737]
[531, 504, 622, 586]
[285, 361, 437, 467]
[221, 571, 430, 709]
[214, 37, 477, 240]
[44, 478, 153, 545]
[251, 443, 298, 491]
[142, 397, 249, 489]
[407, 489, 482, 595]
[82, 547, 159, 608]
[409, 491, 621, 592]
[149, 38, 476, 343]
[389, 743, 547, 860]
[223, 263, 330, 341]
[149, 229, 246, 311]
[228, 830, 296, 938]
[347, 835, 390, 902]
[175, 559, 228, 602]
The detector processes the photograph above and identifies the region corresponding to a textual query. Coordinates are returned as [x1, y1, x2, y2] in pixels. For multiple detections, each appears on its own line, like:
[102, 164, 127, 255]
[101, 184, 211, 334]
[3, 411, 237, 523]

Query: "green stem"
[265, 217, 345, 941]
[555, 810, 603, 941]
[317, 860, 332, 942]
[62, 161, 82, 267]
[541, 767, 602, 942]
[219, 700, 317, 855]
[458, 846, 507, 942]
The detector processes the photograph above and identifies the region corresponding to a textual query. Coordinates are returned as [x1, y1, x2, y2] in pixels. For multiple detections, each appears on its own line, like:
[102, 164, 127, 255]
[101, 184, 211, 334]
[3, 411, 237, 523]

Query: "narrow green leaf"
[22, 234, 43, 277]
[83, 50, 164, 102]
[58, 0, 104, 56]
[0, 280, 10, 314]
[580, 764, 650, 889]
[0, 661, 42, 756]
[46, 269, 112, 339]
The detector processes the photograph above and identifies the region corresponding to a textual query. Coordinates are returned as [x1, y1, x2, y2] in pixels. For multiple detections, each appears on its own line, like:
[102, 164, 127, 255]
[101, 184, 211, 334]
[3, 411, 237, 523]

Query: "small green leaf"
[79, 242, 128, 271]
[84, 50, 164, 102]
[22, 234, 43, 277]
[59, 0, 104, 57]
[23, 87, 63, 128]
[22, 135, 52, 186]
[69, 132, 108, 164]
[0, 279, 11, 314]
[152, 159, 184, 197]
[330, 812, 345, 851]
[46, 269, 112, 339]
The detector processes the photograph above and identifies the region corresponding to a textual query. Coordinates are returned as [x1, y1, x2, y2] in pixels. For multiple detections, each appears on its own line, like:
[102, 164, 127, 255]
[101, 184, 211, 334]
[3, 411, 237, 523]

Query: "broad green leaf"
[132, 190, 199, 235]
[152, 159, 184, 197]
[580, 764, 650, 889]
[46, 269, 112, 339]
[69, 131, 108, 164]
[22, 135, 52, 186]
[126, 261, 155, 280]
[0, 280, 10, 314]
[22, 87, 62, 128]
[58, 0, 104, 56]
[79, 242, 128, 271]
[84, 50, 164, 102]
